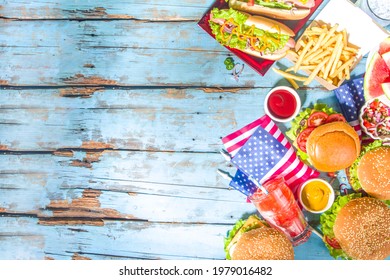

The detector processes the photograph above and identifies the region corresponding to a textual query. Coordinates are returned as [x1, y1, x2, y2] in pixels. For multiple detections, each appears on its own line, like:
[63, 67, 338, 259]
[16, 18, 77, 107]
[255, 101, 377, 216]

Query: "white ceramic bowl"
[298, 178, 335, 214]
[264, 86, 301, 123]
[359, 95, 390, 141]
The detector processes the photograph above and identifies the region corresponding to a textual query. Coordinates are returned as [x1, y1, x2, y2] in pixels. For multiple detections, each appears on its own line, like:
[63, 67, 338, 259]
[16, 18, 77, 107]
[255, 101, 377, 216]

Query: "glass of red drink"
[249, 176, 311, 246]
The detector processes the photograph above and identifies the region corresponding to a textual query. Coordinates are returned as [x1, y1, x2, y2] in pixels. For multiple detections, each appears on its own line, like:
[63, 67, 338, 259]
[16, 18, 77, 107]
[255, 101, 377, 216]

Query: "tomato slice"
[369, 99, 379, 110]
[307, 111, 328, 127]
[363, 119, 375, 128]
[325, 235, 342, 249]
[297, 127, 315, 153]
[325, 113, 346, 123]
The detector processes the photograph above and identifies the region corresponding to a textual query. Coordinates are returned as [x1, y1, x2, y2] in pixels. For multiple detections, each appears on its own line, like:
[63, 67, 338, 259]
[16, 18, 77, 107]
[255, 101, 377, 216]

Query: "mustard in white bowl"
[298, 178, 335, 214]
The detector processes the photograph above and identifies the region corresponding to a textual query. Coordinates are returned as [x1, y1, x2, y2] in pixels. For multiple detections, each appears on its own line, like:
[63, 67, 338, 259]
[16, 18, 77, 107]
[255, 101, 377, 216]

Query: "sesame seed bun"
[306, 122, 360, 172]
[357, 146, 390, 200]
[333, 197, 390, 260]
[231, 227, 294, 260]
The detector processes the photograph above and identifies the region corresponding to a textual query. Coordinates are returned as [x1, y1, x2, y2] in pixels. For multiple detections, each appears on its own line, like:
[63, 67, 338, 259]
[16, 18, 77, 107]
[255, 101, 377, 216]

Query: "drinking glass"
[249, 176, 311, 246]
[356, 0, 390, 27]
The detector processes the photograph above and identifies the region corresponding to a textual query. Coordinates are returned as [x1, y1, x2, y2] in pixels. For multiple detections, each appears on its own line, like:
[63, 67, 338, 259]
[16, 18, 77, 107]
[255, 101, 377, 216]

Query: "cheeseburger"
[224, 215, 294, 260]
[320, 194, 390, 260]
[348, 140, 390, 201]
[286, 104, 360, 172]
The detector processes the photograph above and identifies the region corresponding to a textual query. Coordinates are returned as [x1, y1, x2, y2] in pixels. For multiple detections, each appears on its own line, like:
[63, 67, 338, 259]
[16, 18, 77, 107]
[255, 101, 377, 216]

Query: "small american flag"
[229, 169, 258, 197]
[222, 115, 319, 196]
[334, 77, 364, 139]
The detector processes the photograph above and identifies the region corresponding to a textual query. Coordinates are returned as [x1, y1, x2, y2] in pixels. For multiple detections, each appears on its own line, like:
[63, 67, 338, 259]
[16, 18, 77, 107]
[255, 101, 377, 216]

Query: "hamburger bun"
[333, 197, 390, 260]
[306, 122, 360, 172]
[231, 227, 294, 260]
[357, 146, 390, 200]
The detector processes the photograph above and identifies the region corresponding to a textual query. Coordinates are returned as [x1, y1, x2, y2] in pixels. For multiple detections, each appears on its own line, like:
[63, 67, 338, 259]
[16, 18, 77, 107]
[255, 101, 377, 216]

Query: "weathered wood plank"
[0, 0, 376, 262]
[0, 151, 254, 222]
[0, 149, 335, 260]
[0, 15, 367, 87]
[0, 88, 343, 151]
[0, 217, 230, 260]
[0, 0, 212, 20]
[0, 217, 333, 260]
[0, 148, 333, 260]
[0, 0, 332, 21]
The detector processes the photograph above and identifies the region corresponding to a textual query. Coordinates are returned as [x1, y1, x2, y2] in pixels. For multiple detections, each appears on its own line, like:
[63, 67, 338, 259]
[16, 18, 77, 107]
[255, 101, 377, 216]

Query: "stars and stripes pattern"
[334, 77, 364, 139]
[229, 169, 258, 197]
[223, 115, 319, 196]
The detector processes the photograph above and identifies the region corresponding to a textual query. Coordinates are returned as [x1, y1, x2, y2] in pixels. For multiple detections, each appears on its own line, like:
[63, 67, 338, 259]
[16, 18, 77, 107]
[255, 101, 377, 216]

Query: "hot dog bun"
[244, 15, 295, 37]
[242, 14, 295, 59]
[229, 0, 311, 20]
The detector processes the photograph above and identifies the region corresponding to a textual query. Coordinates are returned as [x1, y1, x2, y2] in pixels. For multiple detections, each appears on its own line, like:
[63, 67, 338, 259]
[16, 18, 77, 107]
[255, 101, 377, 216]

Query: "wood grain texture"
[0, 87, 342, 151]
[0, 151, 252, 222]
[0, 0, 210, 20]
[0, 0, 364, 87]
[0, 216, 333, 260]
[0, 0, 382, 261]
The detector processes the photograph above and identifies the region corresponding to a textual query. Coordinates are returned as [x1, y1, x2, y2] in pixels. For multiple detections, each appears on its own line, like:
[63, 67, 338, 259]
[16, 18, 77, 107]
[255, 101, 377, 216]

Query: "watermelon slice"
[382, 82, 390, 100]
[382, 51, 390, 70]
[378, 37, 390, 55]
[364, 52, 390, 101]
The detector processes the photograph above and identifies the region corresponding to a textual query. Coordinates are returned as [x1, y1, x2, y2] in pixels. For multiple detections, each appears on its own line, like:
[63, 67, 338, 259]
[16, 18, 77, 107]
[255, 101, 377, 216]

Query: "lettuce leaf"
[211, 7, 248, 25]
[224, 219, 245, 260]
[255, 0, 293, 10]
[286, 103, 336, 141]
[225, 0, 294, 9]
[224, 215, 264, 260]
[319, 193, 362, 259]
[209, 8, 289, 53]
[348, 140, 383, 192]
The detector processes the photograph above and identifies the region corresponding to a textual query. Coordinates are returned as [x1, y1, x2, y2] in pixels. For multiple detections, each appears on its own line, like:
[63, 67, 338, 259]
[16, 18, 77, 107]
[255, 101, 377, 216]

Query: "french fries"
[275, 21, 360, 89]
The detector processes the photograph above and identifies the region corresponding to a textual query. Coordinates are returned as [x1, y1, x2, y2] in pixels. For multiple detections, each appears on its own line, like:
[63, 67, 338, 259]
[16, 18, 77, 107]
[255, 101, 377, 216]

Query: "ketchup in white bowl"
[264, 86, 301, 123]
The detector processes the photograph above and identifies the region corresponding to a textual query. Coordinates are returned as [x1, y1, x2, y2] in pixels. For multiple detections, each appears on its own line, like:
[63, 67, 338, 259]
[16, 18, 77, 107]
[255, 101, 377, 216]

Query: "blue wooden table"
[0, 0, 385, 260]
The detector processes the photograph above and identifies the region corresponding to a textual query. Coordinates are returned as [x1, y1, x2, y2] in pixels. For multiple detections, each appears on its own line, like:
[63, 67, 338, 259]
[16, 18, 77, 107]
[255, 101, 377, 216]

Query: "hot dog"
[228, 0, 315, 20]
[209, 8, 295, 60]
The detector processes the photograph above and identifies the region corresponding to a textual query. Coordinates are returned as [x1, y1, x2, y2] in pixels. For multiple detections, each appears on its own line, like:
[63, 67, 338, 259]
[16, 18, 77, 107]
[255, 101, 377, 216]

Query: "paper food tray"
[289, 0, 389, 90]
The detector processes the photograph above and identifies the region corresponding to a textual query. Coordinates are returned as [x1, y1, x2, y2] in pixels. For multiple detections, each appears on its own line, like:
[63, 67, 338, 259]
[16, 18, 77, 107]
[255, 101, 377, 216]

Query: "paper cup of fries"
[274, 20, 361, 90]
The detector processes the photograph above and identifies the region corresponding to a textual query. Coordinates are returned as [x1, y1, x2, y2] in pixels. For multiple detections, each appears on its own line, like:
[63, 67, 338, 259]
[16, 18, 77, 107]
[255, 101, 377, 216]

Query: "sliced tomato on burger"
[325, 113, 346, 123]
[297, 127, 315, 153]
[307, 111, 328, 127]
[325, 235, 342, 249]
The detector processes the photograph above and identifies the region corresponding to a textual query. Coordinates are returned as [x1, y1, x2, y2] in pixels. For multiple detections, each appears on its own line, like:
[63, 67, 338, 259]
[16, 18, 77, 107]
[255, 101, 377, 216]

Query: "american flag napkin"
[222, 115, 320, 196]
[333, 77, 364, 139]
[229, 169, 259, 197]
